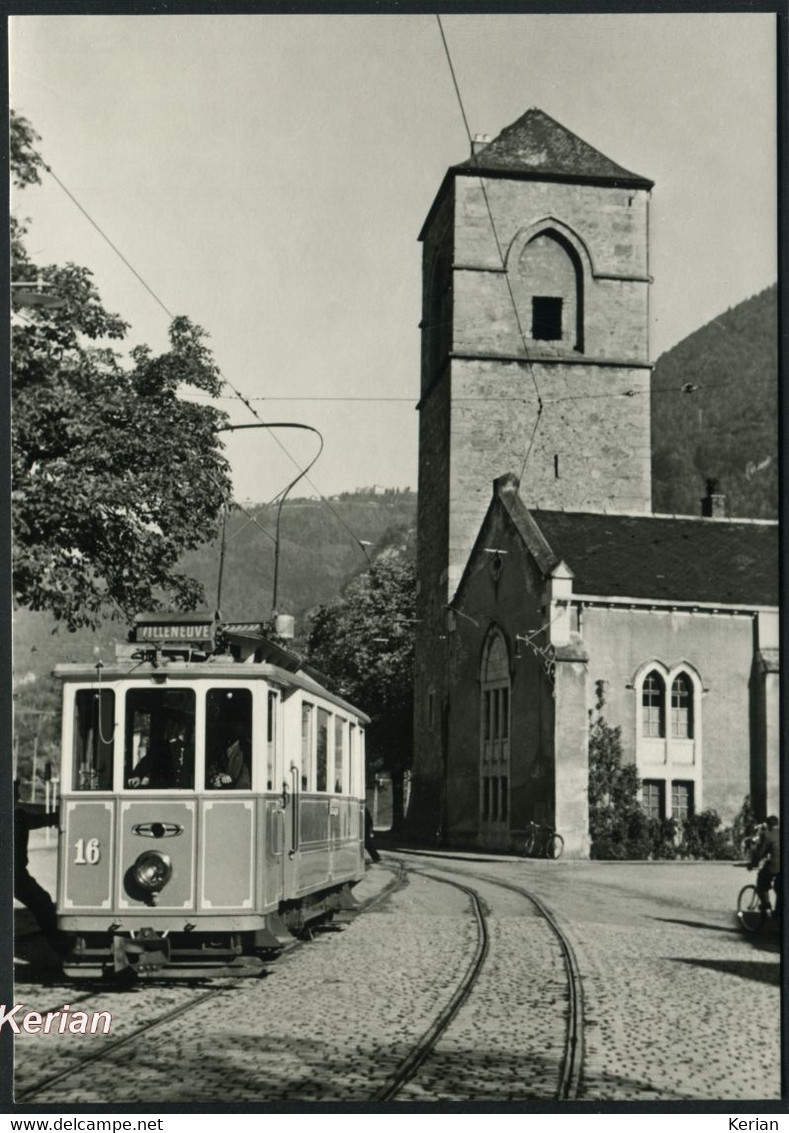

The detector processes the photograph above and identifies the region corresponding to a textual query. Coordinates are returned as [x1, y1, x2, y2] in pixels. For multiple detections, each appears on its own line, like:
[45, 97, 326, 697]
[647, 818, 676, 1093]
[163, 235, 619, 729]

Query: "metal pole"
[215, 500, 229, 619]
[31, 735, 38, 804]
[217, 423, 324, 622]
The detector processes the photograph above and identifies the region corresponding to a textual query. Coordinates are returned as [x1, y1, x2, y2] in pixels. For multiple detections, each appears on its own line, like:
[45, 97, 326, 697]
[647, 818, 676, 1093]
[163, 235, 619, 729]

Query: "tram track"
[15, 866, 407, 1105]
[379, 857, 584, 1102]
[371, 871, 489, 1101]
[16, 858, 583, 1104]
[15, 982, 237, 1103]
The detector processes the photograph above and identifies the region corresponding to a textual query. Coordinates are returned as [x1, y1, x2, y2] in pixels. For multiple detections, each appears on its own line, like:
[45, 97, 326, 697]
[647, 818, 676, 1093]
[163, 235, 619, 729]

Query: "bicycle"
[737, 875, 779, 933]
[522, 820, 564, 860]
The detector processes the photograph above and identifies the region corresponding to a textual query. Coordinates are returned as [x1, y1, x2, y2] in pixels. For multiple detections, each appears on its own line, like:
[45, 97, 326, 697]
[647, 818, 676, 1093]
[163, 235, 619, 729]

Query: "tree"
[11, 111, 232, 629]
[587, 680, 648, 859]
[307, 547, 416, 832]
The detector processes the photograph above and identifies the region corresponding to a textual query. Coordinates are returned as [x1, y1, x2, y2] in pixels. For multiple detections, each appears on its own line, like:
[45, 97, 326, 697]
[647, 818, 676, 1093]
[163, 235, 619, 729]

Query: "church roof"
[528, 509, 778, 608]
[453, 108, 653, 189]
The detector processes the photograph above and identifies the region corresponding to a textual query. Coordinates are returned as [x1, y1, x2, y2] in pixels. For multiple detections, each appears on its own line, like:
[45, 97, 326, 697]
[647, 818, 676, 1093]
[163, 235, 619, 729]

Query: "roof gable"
[453, 108, 653, 188]
[454, 476, 778, 610]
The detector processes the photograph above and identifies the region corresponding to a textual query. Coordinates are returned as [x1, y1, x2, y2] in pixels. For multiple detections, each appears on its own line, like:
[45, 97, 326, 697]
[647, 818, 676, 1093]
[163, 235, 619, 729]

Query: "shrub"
[588, 682, 743, 860]
[588, 681, 644, 859]
[679, 808, 736, 860]
[730, 795, 757, 858]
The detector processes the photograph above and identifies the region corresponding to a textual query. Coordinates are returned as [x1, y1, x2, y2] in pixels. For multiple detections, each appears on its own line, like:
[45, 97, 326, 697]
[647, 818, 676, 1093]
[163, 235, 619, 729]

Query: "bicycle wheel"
[549, 833, 564, 860]
[737, 884, 766, 933]
[522, 832, 535, 858]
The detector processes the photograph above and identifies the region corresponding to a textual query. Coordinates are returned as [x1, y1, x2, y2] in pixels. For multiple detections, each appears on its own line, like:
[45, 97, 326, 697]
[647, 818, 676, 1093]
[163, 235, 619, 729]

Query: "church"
[408, 109, 779, 856]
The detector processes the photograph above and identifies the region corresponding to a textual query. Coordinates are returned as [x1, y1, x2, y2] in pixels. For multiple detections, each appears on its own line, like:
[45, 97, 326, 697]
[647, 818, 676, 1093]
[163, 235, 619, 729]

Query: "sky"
[9, 12, 778, 507]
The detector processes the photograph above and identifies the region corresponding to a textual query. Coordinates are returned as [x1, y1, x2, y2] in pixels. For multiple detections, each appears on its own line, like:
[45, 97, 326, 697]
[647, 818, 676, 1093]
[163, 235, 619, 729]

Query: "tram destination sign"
[133, 613, 216, 650]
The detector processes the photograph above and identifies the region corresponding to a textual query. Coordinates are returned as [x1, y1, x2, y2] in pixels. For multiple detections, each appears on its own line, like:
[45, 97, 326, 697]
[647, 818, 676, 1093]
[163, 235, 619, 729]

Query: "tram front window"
[125, 688, 196, 789]
[205, 688, 252, 790]
[73, 689, 115, 791]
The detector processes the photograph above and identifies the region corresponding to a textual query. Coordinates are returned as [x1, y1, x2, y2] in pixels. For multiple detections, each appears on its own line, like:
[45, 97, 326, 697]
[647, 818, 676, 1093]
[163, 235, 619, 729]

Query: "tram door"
[327, 715, 344, 877]
[265, 689, 286, 907]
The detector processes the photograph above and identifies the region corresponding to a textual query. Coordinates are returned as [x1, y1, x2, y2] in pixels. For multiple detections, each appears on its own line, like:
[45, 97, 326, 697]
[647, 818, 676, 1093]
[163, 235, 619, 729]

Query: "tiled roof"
[454, 108, 653, 188]
[529, 510, 778, 607]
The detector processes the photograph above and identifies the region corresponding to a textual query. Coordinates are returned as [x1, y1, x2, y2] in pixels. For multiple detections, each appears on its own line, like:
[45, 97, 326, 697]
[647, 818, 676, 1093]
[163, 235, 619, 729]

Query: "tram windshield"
[73, 689, 115, 791]
[205, 688, 252, 790]
[125, 688, 196, 789]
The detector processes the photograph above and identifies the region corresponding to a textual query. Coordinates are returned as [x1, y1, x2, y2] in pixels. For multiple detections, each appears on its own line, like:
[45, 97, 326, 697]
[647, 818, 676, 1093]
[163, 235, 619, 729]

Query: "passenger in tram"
[207, 716, 251, 789]
[127, 724, 192, 789]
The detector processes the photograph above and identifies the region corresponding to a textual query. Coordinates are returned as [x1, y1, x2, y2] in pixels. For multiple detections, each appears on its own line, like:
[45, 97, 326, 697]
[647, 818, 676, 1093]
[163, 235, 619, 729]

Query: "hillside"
[13, 487, 417, 676]
[12, 487, 417, 777]
[651, 285, 778, 518]
[12, 286, 778, 773]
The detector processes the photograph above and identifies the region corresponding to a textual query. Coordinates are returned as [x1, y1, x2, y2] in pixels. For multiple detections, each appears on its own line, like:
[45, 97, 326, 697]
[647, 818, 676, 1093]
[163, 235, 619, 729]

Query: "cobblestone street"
[411, 852, 781, 1101]
[14, 842, 782, 1105]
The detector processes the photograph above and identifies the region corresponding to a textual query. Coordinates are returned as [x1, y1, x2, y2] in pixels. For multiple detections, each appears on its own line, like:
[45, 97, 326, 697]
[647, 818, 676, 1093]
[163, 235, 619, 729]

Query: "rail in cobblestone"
[393, 857, 585, 1101]
[371, 870, 489, 1101]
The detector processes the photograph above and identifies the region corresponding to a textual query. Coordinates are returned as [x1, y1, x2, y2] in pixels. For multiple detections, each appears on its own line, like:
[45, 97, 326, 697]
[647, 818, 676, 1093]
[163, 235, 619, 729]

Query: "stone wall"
[581, 605, 756, 823]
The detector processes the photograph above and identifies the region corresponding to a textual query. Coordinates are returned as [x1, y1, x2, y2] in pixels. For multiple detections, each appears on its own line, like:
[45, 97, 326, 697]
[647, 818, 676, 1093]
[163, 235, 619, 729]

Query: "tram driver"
[207, 715, 251, 790]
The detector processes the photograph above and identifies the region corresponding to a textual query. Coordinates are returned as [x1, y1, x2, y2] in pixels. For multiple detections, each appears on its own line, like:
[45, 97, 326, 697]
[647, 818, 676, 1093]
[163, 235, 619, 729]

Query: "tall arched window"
[670, 673, 694, 739]
[517, 229, 584, 353]
[642, 670, 665, 738]
[480, 629, 511, 838]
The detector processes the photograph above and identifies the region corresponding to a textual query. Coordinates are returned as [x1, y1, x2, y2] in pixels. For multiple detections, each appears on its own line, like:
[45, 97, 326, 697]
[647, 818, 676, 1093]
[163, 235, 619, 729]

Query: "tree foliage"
[307, 548, 416, 830]
[587, 681, 646, 859]
[588, 680, 739, 860]
[11, 110, 232, 629]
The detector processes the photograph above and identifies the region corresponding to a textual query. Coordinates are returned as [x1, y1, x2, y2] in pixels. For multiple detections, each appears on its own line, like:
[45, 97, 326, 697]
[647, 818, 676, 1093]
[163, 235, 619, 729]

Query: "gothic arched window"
[642, 670, 665, 738]
[635, 663, 703, 822]
[671, 673, 694, 740]
[517, 229, 584, 353]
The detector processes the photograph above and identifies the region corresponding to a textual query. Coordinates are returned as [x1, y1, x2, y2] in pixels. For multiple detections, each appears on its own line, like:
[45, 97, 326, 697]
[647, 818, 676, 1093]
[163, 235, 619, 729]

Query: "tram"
[54, 612, 369, 977]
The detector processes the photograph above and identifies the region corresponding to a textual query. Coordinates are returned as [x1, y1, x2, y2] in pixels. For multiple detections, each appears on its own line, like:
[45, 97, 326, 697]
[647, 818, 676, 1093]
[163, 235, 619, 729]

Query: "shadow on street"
[669, 957, 780, 987]
[652, 915, 739, 935]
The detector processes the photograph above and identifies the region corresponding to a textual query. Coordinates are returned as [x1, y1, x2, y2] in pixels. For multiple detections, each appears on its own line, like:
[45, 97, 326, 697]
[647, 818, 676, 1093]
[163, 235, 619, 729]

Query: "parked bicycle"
[521, 820, 564, 860]
[737, 875, 779, 933]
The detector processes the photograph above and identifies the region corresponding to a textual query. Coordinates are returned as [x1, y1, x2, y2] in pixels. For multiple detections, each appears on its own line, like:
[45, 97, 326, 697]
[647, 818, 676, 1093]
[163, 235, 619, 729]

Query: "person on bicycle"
[749, 814, 780, 912]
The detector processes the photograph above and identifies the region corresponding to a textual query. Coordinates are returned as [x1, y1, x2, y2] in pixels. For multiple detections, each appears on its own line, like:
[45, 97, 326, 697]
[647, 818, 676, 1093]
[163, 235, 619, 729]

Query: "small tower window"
[532, 296, 563, 341]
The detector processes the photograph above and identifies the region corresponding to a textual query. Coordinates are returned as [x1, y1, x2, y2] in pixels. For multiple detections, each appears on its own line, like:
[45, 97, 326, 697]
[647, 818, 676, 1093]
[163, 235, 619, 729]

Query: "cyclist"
[749, 814, 780, 914]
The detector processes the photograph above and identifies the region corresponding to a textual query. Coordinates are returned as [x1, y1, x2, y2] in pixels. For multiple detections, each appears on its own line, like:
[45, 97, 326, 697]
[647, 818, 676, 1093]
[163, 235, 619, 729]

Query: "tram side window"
[205, 688, 252, 790]
[125, 688, 196, 789]
[73, 690, 115, 791]
[334, 716, 345, 793]
[316, 708, 329, 793]
[301, 703, 313, 790]
[267, 690, 278, 791]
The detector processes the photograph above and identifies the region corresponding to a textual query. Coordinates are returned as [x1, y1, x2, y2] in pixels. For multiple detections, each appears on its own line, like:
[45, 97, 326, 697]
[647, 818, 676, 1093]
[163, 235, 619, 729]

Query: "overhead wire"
[28, 144, 374, 568]
[435, 14, 544, 481]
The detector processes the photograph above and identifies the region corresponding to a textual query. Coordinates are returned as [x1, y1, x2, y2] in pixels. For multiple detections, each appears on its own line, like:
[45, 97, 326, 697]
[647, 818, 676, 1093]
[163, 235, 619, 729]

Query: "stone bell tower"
[410, 108, 654, 836]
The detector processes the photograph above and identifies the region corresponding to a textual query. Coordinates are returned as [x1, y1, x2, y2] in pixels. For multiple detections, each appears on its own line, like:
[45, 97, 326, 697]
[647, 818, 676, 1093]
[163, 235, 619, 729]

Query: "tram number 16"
[74, 838, 101, 865]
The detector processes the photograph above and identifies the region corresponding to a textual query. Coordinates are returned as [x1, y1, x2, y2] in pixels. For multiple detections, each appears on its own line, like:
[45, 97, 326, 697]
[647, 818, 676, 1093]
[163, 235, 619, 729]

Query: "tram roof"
[53, 658, 370, 723]
[52, 612, 370, 723]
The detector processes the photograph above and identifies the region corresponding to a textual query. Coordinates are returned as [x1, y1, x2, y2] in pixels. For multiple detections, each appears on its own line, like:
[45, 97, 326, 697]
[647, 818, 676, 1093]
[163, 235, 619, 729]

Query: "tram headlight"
[133, 851, 172, 892]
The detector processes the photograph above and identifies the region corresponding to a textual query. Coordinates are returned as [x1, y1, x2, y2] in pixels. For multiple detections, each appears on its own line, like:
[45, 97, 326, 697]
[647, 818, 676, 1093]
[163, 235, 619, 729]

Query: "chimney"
[494, 472, 520, 500]
[471, 133, 492, 157]
[701, 478, 726, 519]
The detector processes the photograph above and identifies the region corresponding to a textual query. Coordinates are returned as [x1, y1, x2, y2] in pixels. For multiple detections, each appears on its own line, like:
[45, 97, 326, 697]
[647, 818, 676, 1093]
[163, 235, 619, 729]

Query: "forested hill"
[13, 288, 778, 684]
[651, 284, 778, 519]
[13, 488, 417, 682]
[179, 486, 416, 627]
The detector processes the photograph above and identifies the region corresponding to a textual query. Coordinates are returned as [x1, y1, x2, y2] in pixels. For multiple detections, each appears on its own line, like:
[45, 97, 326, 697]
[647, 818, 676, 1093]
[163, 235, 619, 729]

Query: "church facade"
[409, 109, 779, 855]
